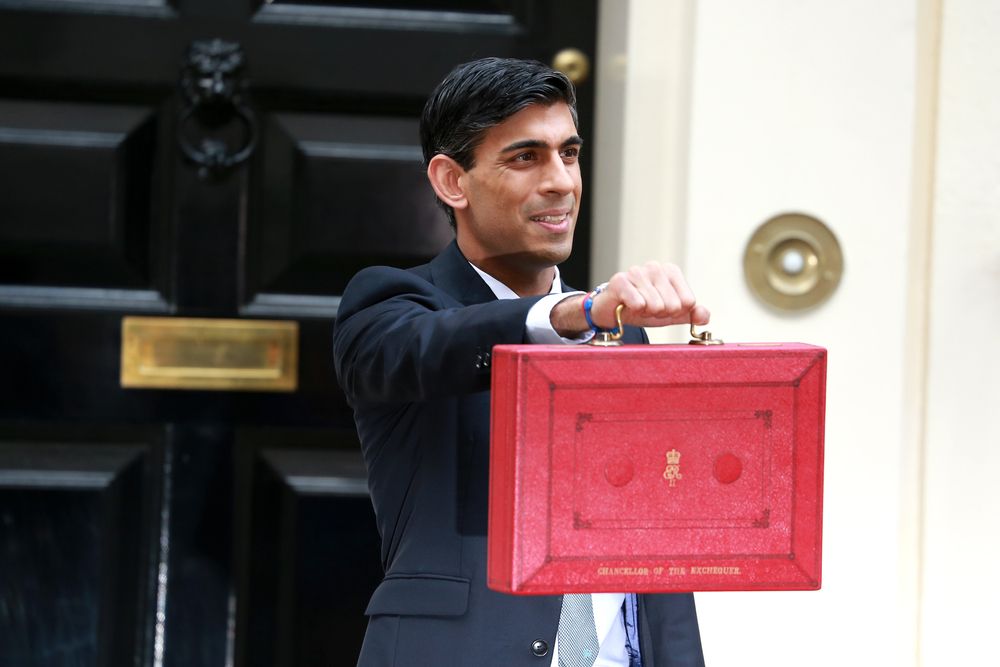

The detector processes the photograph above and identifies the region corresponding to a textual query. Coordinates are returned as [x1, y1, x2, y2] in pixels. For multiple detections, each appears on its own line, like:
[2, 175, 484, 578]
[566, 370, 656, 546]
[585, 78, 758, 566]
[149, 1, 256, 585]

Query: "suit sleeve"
[333, 265, 545, 404]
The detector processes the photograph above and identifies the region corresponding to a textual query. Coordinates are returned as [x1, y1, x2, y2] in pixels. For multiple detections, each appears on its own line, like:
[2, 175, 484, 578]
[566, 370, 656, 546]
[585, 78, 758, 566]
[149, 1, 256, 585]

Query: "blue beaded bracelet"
[582, 282, 619, 334]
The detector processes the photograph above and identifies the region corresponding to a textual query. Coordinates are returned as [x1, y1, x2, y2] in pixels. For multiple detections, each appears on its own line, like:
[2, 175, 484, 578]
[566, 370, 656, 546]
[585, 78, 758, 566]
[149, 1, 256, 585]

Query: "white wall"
[592, 0, 694, 305]
[593, 0, 1000, 664]
[919, 0, 1000, 663]
[683, 2, 916, 663]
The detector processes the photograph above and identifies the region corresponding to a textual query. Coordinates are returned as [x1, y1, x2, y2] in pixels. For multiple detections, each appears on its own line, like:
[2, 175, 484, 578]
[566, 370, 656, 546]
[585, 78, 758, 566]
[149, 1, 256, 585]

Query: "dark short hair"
[420, 57, 578, 226]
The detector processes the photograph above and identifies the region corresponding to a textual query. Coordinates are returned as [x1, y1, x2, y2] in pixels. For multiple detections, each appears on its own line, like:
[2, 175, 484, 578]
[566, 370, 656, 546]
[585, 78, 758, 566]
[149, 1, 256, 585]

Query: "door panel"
[239, 445, 380, 667]
[0, 435, 159, 667]
[0, 101, 157, 290]
[0, 0, 598, 664]
[249, 111, 450, 304]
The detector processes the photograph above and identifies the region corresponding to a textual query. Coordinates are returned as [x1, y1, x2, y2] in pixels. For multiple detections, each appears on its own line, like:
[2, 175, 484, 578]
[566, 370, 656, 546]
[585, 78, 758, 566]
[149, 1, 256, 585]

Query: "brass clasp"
[588, 304, 626, 347]
[689, 322, 723, 346]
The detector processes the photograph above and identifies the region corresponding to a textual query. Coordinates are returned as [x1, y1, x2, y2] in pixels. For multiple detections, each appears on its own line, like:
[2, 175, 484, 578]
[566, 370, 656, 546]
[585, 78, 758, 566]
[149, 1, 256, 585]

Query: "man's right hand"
[550, 261, 710, 338]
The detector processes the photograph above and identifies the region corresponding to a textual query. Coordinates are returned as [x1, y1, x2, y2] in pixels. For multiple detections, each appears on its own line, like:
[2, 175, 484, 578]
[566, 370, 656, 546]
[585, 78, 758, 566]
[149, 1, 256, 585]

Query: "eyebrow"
[498, 135, 584, 153]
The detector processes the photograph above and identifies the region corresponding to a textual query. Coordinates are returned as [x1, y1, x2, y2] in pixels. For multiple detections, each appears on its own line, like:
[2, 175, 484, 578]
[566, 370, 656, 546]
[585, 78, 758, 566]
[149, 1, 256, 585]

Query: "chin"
[537, 242, 573, 267]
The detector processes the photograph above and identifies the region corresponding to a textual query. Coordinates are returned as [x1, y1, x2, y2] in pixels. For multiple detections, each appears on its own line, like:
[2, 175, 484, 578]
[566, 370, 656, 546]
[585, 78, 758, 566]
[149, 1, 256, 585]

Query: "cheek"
[492, 184, 526, 215]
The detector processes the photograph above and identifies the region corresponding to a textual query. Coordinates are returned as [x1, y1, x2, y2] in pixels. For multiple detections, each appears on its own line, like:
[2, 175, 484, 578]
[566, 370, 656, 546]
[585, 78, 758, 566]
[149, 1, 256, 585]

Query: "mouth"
[528, 211, 572, 233]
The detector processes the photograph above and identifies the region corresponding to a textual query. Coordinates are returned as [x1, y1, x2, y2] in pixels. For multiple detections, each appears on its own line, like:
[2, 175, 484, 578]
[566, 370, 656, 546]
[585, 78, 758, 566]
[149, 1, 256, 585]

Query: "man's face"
[454, 102, 582, 287]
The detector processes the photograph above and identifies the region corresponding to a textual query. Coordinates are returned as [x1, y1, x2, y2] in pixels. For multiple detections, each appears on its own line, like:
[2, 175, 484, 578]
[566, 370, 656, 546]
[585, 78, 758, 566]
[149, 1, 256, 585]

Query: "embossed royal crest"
[663, 448, 682, 487]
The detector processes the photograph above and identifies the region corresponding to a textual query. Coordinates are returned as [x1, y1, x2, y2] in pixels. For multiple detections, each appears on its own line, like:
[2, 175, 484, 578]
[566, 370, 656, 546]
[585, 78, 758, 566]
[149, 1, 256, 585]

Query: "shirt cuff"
[525, 292, 594, 345]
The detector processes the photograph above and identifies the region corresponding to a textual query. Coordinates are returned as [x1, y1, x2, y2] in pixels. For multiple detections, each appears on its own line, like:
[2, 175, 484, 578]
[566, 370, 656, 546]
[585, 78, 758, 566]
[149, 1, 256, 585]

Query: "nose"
[540, 152, 576, 195]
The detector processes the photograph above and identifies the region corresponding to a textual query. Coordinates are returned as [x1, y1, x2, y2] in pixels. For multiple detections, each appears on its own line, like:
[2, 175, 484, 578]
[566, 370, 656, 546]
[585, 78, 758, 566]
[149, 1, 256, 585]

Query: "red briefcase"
[487, 338, 826, 594]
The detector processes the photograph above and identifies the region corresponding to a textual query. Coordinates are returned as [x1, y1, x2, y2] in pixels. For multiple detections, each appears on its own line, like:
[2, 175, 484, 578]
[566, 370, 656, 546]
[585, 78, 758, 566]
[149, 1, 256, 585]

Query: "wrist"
[550, 293, 590, 338]
[582, 282, 619, 334]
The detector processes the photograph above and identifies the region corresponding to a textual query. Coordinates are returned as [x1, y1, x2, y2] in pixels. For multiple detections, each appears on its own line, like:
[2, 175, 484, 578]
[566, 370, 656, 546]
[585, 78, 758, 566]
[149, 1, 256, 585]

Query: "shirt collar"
[468, 263, 563, 301]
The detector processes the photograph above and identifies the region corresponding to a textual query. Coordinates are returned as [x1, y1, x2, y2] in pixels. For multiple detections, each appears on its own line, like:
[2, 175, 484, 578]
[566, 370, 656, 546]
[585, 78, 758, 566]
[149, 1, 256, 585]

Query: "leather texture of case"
[487, 343, 826, 594]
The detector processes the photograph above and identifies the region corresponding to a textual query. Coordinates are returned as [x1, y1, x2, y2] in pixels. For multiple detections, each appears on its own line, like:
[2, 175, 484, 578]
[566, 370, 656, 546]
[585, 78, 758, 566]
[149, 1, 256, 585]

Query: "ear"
[427, 154, 469, 211]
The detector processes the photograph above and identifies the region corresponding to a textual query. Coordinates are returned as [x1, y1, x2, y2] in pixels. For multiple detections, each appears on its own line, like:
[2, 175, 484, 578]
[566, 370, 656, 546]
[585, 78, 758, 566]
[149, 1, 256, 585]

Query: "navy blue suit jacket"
[334, 241, 704, 666]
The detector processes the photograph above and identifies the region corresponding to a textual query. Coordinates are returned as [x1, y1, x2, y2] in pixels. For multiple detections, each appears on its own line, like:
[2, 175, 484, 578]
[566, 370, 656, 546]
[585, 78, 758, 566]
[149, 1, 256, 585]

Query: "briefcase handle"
[588, 304, 724, 347]
[589, 304, 627, 347]
[689, 323, 724, 346]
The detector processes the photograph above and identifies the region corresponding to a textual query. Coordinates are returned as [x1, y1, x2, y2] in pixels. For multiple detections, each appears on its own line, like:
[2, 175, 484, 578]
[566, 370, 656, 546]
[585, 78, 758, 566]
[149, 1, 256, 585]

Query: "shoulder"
[345, 261, 432, 291]
[343, 264, 436, 299]
[338, 263, 440, 316]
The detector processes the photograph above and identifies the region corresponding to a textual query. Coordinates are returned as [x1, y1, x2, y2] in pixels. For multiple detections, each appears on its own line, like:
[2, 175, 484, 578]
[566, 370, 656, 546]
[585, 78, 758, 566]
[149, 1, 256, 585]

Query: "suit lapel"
[428, 240, 498, 306]
[428, 239, 590, 312]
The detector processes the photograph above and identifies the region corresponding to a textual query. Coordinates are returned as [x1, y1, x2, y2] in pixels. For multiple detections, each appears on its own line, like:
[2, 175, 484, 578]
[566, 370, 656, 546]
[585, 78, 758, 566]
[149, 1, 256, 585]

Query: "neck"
[461, 250, 556, 297]
[493, 265, 556, 297]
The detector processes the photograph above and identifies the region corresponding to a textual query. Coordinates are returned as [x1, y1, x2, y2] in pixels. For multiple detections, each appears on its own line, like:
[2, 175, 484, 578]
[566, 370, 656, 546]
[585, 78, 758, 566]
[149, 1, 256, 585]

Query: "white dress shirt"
[469, 263, 631, 667]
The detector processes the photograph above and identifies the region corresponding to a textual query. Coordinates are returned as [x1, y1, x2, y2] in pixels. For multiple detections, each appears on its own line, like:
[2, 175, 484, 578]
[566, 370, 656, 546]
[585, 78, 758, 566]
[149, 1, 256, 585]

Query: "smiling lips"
[528, 211, 572, 232]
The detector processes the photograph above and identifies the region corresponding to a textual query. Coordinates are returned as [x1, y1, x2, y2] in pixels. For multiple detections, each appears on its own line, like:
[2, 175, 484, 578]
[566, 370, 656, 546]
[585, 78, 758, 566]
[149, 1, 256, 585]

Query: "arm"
[333, 265, 544, 404]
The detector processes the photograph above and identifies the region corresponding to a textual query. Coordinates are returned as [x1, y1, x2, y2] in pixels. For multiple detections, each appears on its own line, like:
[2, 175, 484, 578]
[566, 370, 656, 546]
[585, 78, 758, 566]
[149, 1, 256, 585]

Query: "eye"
[561, 146, 581, 160]
[511, 151, 536, 162]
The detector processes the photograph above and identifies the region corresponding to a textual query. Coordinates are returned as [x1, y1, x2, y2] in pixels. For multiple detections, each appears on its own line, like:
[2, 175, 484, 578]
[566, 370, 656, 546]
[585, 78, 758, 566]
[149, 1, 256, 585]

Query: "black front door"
[0, 2, 598, 664]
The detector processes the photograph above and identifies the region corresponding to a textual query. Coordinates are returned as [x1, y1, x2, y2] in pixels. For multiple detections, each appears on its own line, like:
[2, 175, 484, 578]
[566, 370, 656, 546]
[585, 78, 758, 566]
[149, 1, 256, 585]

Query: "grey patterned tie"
[557, 593, 600, 667]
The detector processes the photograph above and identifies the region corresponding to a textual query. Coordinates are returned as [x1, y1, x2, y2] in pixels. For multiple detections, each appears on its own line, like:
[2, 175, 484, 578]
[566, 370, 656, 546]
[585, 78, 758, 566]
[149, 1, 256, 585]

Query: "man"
[334, 58, 707, 667]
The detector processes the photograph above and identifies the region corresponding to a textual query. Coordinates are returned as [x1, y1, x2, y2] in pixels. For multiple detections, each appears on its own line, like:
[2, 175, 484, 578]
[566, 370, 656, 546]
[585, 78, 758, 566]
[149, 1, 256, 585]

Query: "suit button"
[530, 639, 549, 657]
